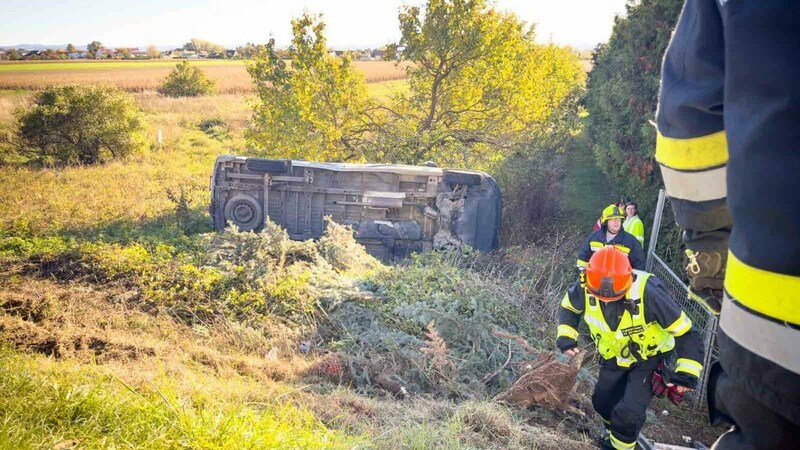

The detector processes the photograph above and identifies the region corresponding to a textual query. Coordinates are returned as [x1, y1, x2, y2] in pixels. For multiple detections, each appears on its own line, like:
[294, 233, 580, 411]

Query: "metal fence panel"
[647, 190, 719, 409]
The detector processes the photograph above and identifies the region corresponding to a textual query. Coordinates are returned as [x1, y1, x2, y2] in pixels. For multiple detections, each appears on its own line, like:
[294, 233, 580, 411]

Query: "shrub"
[161, 61, 216, 97]
[15, 85, 146, 165]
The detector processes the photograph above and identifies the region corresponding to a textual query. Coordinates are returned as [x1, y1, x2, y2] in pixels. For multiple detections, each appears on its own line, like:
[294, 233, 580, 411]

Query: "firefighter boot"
[685, 249, 726, 315]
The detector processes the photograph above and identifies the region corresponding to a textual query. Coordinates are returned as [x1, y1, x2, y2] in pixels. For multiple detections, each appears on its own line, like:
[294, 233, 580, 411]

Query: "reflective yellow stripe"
[609, 432, 636, 450]
[613, 244, 630, 254]
[557, 324, 580, 340]
[576, 259, 588, 268]
[660, 165, 727, 202]
[675, 358, 703, 378]
[726, 251, 800, 325]
[655, 130, 728, 170]
[560, 293, 583, 314]
[590, 241, 604, 251]
[663, 312, 692, 337]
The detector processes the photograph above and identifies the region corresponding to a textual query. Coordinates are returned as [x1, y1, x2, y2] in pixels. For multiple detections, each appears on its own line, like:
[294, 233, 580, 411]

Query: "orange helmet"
[586, 246, 633, 302]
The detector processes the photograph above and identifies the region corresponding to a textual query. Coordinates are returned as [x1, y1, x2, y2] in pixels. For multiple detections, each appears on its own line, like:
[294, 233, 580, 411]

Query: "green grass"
[0, 60, 245, 72]
[365, 79, 408, 102]
[0, 348, 365, 449]
[561, 125, 616, 228]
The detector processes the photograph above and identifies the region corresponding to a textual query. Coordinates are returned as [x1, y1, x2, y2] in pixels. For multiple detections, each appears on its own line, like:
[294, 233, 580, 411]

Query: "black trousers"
[708, 361, 800, 450]
[592, 358, 660, 446]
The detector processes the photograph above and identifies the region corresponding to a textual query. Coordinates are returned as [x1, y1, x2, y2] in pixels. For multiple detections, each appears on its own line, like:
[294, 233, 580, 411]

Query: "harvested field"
[0, 60, 408, 93]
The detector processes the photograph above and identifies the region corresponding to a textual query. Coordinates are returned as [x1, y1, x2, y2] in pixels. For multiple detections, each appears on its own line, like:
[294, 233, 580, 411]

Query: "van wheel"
[223, 194, 263, 231]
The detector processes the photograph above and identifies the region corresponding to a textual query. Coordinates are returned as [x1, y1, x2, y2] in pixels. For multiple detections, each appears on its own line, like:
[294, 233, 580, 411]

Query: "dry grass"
[0, 60, 408, 94]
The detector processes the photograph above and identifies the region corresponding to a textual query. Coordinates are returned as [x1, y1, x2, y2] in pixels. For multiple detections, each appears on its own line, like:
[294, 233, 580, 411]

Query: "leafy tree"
[66, 43, 77, 53]
[246, 13, 377, 161]
[87, 40, 102, 58]
[236, 43, 261, 59]
[584, 0, 682, 225]
[15, 85, 146, 165]
[116, 47, 132, 59]
[160, 61, 216, 97]
[184, 38, 225, 54]
[379, 0, 585, 169]
[4, 48, 22, 60]
[147, 44, 160, 59]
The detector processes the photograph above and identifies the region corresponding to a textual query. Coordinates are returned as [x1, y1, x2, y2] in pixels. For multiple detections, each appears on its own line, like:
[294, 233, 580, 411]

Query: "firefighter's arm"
[628, 236, 646, 271]
[655, 0, 731, 244]
[576, 235, 592, 269]
[644, 278, 705, 389]
[556, 284, 585, 353]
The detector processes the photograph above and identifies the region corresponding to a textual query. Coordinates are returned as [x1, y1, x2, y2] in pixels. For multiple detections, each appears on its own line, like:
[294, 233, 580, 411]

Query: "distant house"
[23, 50, 40, 58]
[68, 51, 85, 59]
[96, 48, 117, 59]
[226, 49, 237, 59]
[208, 52, 224, 59]
[131, 48, 149, 59]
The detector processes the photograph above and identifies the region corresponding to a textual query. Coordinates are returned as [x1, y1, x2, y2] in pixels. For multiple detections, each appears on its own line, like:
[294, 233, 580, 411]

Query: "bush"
[15, 85, 146, 165]
[161, 61, 216, 97]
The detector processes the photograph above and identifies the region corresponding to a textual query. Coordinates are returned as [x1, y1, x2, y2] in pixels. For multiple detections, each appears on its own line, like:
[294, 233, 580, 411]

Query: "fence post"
[646, 189, 667, 271]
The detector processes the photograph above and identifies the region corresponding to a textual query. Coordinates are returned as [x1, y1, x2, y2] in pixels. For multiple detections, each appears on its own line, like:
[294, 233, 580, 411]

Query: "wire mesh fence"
[646, 190, 719, 409]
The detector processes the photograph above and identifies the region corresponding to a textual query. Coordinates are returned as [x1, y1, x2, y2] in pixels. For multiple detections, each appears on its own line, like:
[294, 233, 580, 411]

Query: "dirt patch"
[0, 290, 56, 322]
[0, 317, 66, 358]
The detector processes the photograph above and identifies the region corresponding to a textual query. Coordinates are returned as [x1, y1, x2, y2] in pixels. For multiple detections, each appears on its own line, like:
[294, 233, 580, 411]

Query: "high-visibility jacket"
[577, 228, 645, 271]
[656, 0, 800, 425]
[623, 215, 644, 246]
[557, 270, 704, 387]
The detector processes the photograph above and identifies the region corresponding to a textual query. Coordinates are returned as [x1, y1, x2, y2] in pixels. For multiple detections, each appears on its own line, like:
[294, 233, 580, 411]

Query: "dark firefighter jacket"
[655, 0, 800, 425]
[577, 227, 645, 271]
[557, 272, 704, 388]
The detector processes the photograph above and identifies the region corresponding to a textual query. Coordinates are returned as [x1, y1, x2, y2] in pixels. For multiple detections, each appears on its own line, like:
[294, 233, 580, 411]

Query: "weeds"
[0, 348, 364, 449]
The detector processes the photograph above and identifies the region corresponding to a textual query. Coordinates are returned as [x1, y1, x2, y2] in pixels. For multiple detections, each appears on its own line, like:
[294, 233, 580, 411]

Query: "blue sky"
[1, 0, 628, 50]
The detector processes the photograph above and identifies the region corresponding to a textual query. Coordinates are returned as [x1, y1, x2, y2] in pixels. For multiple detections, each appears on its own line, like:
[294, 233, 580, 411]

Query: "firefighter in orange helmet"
[557, 246, 704, 449]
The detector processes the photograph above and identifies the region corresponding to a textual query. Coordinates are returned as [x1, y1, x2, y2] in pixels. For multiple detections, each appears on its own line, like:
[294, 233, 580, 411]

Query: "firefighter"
[623, 202, 645, 247]
[558, 246, 704, 449]
[578, 204, 645, 270]
[655, 1, 800, 447]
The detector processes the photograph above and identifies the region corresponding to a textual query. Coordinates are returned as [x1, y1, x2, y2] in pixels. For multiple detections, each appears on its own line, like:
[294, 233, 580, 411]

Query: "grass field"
[0, 60, 408, 94]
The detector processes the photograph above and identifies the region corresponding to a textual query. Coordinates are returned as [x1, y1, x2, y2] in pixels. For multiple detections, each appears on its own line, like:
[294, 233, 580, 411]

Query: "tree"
[5, 48, 22, 60]
[246, 13, 377, 161]
[160, 61, 216, 97]
[16, 85, 146, 165]
[87, 41, 102, 58]
[147, 44, 161, 59]
[584, 0, 683, 223]
[378, 0, 585, 169]
[184, 38, 225, 54]
[236, 42, 261, 59]
[116, 47, 132, 59]
[66, 43, 77, 53]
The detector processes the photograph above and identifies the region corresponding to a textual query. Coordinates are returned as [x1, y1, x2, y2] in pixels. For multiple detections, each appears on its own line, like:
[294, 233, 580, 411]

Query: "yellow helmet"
[601, 204, 625, 224]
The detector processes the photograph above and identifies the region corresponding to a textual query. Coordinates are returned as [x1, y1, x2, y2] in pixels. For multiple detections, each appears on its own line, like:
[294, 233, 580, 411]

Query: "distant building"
[68, 52, 85, 59]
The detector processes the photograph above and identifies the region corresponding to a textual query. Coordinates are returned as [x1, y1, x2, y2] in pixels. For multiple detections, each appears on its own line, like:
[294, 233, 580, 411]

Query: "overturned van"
[210, 156, 501, 261]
